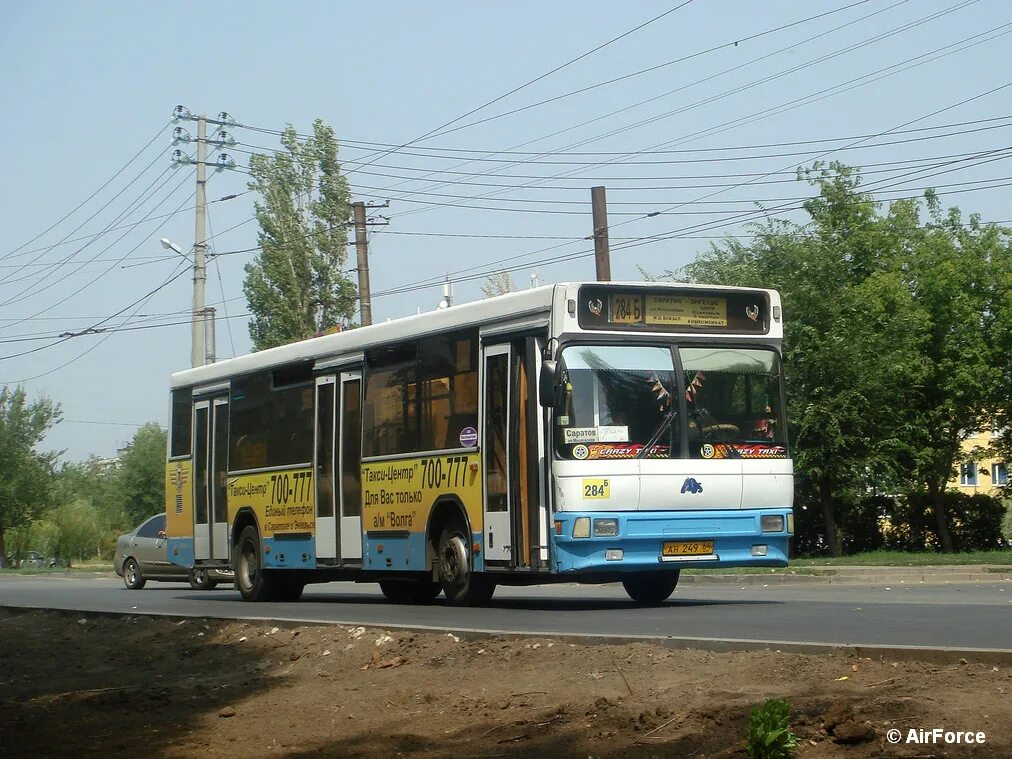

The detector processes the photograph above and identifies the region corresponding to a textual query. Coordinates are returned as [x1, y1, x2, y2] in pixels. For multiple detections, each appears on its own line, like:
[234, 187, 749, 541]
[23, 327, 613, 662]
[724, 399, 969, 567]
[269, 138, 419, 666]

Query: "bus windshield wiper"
[636, 407, 677, 459]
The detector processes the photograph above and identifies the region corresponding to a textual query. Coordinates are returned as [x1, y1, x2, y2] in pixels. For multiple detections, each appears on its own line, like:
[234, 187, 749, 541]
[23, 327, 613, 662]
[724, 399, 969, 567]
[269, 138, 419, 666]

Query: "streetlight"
[160, 238, 185, 257]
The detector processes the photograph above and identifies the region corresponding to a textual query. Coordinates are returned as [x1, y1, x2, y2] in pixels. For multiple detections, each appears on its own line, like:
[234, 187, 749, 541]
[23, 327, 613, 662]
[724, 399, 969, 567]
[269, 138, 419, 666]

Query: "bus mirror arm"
[538, 360, 558, 407]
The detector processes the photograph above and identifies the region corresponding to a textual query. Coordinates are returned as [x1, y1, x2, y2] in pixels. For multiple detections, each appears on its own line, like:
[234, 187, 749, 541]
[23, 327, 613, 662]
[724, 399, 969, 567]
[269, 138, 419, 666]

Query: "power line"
[0, 259, 192, 365]
[5, 191, 247, 261]
[373, 0, 954, 216]
[420, 0, 883, 141]
[1, 122, 171, 260]
[336, 2, 696, 176]
[383, 1, 997, 221]
[0, 167, 197, 323]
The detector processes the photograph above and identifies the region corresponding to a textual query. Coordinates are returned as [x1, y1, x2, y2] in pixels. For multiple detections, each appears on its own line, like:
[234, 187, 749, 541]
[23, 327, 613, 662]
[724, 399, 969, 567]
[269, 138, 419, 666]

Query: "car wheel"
[437, 521, 495, 606]
[379, 578, 442, 604]
[123, 559, 146, 590]
[621, 570, 680, 605]
[189, 568, 218, 590]
[235, 525, 280, 602]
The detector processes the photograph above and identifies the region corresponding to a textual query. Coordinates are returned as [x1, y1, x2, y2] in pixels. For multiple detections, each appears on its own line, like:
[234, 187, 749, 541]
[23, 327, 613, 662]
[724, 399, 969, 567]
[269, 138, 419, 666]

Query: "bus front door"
[193, 396, 229, 562]
[482, 345, 513, 566]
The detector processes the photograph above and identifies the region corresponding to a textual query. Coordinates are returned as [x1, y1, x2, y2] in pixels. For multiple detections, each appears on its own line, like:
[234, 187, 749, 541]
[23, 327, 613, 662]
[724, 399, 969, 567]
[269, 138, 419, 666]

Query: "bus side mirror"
[539, 360, 559, 407]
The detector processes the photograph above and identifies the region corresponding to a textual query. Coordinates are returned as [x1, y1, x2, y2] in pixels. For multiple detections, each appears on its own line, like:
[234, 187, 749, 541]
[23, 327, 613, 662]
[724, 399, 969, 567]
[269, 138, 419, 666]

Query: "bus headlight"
[573, 517, 591, 538]
[593, 518, 619, 537]
[761, 515, 785, 533]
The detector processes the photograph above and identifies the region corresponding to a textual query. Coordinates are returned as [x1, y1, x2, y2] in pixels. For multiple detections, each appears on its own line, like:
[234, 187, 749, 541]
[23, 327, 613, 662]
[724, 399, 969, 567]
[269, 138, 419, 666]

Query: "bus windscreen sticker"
[563, 427, 598, 444]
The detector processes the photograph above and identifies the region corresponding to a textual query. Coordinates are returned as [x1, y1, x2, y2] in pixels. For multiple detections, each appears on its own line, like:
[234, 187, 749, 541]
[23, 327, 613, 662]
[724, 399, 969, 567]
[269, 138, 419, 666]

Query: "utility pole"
[192, 114, 207, 367]
[349, 200, 389, 327]
[591, 185, 611, 282]
[171, 105, 238, 366]
[352, 201, 372, 327]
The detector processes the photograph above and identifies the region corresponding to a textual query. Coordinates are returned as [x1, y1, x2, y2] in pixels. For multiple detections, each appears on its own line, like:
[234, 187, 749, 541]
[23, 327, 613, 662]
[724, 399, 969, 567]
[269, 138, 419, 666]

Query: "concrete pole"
[192, 115, 207, 367]
[353, 201, 372, 326]
[591, 185, 611, 282]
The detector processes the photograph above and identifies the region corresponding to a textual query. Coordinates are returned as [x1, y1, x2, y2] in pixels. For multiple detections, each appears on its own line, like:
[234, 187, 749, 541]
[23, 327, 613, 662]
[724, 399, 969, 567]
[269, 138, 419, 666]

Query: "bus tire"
[437, 522, 494, 606]
[622, 570, 680, 605]
[379, 579, 442, 604]
[235, 525, 279, 602]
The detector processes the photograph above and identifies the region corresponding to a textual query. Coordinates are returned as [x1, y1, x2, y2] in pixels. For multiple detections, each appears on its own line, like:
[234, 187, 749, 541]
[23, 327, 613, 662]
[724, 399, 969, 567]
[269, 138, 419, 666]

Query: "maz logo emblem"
[680, 477, 703, 494]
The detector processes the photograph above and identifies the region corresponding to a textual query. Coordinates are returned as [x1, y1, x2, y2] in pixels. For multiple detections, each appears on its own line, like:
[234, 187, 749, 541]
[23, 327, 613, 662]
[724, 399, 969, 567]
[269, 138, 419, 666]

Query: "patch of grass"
[791, 549, 1012, 567]
[746, 698, 797, 759]
[0, 564, 113, 574]
[691, 567, 826, 576]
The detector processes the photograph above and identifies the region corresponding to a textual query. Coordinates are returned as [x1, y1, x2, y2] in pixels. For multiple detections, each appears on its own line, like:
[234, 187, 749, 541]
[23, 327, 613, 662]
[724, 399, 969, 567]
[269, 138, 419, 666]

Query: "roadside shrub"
[884, 491, 1007, 551]
[839, 495, 887, 554]
[746, 698, 797, 759]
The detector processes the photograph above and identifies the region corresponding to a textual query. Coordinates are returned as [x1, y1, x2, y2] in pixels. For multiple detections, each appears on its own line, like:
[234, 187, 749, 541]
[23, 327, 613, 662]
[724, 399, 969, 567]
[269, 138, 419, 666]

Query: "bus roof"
[170, 281, 779, 390]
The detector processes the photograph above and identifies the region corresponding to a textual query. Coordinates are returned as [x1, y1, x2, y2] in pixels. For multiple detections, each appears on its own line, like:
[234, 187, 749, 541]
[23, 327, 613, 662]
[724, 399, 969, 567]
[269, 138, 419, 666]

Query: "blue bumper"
[551, 509, 792, 573]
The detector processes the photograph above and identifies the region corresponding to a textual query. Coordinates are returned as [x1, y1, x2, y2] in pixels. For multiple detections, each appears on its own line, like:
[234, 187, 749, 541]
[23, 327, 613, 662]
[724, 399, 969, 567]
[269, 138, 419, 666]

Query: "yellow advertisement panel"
[227, 467, 315, 536]
[165, 459, 194, 538]
[362, 453, 483, 535]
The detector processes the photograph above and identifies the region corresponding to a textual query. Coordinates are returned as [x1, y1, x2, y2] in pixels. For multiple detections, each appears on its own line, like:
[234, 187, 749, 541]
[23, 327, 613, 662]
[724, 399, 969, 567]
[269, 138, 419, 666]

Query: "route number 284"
[582, 479, 610, 498]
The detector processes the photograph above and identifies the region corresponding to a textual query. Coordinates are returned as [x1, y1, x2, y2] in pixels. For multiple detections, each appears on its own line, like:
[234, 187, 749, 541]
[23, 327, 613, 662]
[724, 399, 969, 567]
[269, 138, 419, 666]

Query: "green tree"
[53, 456, 129, 559]
[680, 165, 926, 555]
[243, 119, 356, 350]
[118, 423, 167, 526]
[896, 199, 1011, 550]
[0, 386, 61, 566]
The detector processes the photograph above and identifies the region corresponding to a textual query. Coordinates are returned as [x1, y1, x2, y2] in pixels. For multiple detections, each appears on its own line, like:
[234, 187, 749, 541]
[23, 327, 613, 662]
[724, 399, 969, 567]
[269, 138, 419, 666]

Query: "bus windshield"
[554, 344, 786, 460]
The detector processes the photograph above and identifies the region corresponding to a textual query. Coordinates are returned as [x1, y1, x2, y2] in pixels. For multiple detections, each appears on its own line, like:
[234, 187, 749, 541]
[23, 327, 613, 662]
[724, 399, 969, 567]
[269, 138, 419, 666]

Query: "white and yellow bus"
[165, 281, 793, 605]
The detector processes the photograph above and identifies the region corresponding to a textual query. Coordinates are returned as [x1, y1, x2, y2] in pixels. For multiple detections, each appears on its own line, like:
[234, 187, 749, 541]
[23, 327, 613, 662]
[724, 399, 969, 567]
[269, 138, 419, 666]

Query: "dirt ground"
[0, 608, 1008, 758]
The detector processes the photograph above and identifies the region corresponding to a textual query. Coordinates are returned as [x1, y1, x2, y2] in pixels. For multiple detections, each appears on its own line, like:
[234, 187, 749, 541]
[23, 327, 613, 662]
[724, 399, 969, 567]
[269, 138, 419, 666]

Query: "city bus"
[164, 281, 793, 605]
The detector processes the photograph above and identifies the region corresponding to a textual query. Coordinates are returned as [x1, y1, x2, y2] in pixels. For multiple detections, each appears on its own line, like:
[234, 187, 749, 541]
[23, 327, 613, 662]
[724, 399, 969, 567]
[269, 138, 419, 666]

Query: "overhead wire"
[1, 121, 171, 261]
[382, 1, 996, 221]
[362, 0, 940, 213]
[368, 79, 1012, 299]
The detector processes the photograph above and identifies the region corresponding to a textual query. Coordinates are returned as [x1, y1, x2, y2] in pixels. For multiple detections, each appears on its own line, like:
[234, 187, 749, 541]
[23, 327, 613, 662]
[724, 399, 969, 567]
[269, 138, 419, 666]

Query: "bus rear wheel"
[437, 523, 495, 606]
[236, 525, 280, 602]
[622, 570, 680, 605]
[379, 578, 442, 604]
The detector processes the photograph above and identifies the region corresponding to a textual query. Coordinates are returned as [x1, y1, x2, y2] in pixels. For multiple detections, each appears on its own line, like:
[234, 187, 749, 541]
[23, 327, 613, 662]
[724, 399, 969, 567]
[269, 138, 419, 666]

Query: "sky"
[1, 0, 1010, 462]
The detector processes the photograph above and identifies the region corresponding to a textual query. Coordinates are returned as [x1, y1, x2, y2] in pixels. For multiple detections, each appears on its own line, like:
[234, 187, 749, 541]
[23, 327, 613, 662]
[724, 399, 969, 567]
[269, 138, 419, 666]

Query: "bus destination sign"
[610, 293, 728, 327]
[578, 286, 768, 334]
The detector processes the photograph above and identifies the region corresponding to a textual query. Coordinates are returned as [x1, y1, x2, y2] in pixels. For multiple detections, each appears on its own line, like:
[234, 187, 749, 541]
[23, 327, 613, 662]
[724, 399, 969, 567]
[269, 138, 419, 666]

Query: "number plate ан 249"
[662, 540, 714, 556]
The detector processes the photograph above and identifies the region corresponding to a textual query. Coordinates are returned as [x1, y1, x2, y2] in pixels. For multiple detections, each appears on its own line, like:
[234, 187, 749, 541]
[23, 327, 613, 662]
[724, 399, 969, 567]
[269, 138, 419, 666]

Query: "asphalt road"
[2, 574, 1010, 653]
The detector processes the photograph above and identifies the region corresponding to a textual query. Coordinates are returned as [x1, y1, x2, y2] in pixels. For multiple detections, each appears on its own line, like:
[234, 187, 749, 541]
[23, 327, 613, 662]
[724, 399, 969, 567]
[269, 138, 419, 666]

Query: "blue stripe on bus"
[551, 509, 792, 573]
[361, 531, 484, 572]
[262, 535, 316, 569]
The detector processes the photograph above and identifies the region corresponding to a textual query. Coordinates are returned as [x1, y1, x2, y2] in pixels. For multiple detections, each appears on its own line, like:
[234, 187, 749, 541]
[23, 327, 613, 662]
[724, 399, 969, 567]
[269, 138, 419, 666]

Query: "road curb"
[6, 604, 1011, 666]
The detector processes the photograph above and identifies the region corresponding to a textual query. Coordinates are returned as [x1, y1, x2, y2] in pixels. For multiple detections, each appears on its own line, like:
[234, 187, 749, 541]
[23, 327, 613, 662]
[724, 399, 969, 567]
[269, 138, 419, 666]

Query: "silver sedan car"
[114, 514, 232, 590]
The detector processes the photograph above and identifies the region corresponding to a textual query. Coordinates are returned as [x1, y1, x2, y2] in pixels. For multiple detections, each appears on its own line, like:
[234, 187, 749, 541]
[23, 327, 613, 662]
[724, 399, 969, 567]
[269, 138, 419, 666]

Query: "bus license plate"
[662, 540, 714, 556]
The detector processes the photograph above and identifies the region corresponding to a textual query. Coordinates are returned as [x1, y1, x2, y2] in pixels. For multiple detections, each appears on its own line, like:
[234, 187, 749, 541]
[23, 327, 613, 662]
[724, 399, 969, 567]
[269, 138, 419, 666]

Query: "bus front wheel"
[622, 570, 680, 605]
[437, 523, 495, 606]
[236, 525, 280, 602]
